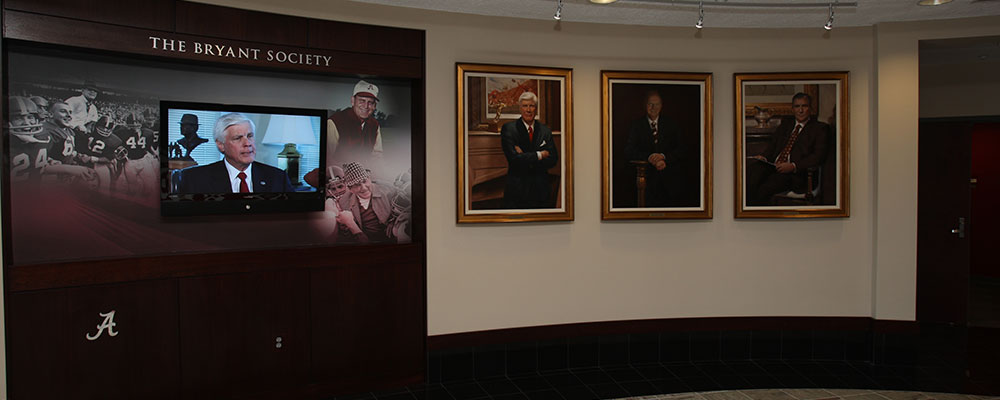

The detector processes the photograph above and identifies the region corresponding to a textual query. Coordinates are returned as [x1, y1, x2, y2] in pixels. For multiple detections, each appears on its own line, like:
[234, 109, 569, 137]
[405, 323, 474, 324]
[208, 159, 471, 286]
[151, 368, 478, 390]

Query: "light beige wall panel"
[920, 61, 1000, 118]
[873, 16, 1000, 321]
[199, 0, 877, 335]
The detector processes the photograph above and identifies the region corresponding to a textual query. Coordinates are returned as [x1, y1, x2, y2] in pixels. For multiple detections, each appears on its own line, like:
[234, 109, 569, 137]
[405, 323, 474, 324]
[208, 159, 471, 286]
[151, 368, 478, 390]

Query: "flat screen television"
[160, 101, 327, 216]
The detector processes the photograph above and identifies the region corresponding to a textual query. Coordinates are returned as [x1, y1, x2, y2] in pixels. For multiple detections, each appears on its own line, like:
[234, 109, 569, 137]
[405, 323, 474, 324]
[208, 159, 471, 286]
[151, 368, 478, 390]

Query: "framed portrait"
[457, 63, 574, 223]
[601, 71, 713, 220]
[735, 72, 849, 218]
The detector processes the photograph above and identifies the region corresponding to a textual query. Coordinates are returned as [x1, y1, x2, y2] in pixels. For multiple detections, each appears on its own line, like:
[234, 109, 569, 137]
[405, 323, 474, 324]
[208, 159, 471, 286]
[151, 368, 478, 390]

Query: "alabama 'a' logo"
[85, 310, 119, 341]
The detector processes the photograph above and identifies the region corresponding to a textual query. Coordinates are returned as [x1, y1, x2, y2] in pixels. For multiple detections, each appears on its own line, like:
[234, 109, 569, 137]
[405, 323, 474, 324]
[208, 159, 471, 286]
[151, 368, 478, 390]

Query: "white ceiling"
[349, 0, 1000, 29]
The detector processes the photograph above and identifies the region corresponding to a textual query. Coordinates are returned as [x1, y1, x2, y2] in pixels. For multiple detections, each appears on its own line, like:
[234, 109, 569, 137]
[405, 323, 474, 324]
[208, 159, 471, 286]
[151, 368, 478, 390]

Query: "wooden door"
[178, 270, 310, 399]
[5, 280, 180, 400]
[917, 120, 973, 324]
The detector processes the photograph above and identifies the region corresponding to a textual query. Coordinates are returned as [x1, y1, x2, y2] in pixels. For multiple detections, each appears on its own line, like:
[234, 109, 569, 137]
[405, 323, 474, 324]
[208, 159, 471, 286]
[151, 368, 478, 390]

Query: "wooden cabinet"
[311, 262, 426, 392]
[5, 280, 180, 400]
[5, 260, 426, 400]
[178, 270, 311, 399]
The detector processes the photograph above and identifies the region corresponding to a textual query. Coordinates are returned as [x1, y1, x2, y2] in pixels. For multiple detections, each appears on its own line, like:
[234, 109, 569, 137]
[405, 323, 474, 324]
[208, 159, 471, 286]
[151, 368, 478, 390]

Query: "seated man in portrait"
[175, 112, 293, 193]
[746, 92, 831, 206]
[623, 90, 690, 207]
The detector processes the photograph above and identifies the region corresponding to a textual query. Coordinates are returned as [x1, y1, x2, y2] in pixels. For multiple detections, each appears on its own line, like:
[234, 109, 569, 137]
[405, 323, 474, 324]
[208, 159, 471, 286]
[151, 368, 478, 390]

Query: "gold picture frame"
[457, 63, 574, 223]
[601, 71, 713, 220]
[735, 71, 849, 218]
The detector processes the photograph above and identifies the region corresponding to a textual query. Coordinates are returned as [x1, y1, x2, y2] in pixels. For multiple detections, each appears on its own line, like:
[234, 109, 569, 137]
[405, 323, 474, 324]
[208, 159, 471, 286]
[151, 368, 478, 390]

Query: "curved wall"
[185, 0, 997, 336]
[6, 1, 1000, 353]
[219, 0, 879, 335]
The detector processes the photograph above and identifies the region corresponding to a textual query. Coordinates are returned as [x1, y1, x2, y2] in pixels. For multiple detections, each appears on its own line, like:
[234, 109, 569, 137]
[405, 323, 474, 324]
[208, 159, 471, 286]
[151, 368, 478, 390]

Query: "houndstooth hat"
[342, 162, 371, 186]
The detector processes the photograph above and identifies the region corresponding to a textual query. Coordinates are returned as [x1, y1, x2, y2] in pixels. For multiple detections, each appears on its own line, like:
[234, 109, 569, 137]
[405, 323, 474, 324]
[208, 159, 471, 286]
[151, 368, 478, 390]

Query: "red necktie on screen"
[528, 124, 534, 142]
[776, 124, 803, 163]
[237, 171, 250, 193]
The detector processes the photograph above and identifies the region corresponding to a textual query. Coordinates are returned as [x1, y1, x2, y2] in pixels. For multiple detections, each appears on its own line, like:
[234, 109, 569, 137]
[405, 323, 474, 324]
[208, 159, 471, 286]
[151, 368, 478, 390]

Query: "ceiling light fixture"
[823, 3, 835, 30]
[554, 0, 563, 20]
[576, 0, 859, 28]
[607, 1, 856, 9]
[695, 1, 705, 29]
[590, 0, 860, 10]
[917, 0, 954, 5]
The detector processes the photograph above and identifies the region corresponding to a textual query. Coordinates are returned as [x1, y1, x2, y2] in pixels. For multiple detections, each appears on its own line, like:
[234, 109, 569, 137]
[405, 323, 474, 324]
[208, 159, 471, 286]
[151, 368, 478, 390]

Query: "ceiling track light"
[554, 0, 563, 20]
[917, 0, 953, 5]
[695, 1, 704, 29]
[823, 3, 835, 30]
[602, 1, 856, 9]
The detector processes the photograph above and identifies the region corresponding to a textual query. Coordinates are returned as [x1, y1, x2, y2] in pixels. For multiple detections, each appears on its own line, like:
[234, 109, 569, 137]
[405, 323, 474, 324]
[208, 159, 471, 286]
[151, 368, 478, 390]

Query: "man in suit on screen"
[175, 112, 293, 193]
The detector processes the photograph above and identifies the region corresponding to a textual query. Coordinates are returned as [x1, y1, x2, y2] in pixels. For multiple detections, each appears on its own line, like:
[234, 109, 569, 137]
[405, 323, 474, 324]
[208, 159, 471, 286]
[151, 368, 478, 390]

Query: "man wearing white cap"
[327, 80, 383, 168]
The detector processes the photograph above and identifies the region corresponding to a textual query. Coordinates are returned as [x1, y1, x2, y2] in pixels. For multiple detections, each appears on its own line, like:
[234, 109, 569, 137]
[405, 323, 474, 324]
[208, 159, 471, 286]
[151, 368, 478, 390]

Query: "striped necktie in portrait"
[776, 124, 803, 163]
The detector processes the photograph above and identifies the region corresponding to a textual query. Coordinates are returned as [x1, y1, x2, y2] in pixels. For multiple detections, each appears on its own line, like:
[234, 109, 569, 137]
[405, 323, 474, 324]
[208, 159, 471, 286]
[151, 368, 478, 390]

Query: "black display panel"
[159, 101, 326, 216]
[4, 43, 415, 265]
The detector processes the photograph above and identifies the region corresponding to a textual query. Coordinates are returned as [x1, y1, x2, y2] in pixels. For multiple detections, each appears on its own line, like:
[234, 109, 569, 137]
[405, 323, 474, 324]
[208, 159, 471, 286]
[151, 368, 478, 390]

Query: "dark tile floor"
[970, 275, 1000, 329]
[334, 359, 998, 400]
[330, 323, 1000, 400]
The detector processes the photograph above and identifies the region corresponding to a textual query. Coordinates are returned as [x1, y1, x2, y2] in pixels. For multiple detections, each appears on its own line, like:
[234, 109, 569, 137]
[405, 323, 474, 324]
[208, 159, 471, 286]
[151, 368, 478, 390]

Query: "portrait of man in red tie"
[457, 63, 572, 222]
[745, 92, 832, 206]
[499, 91, 559, 209]
[175, 112, 293, 193]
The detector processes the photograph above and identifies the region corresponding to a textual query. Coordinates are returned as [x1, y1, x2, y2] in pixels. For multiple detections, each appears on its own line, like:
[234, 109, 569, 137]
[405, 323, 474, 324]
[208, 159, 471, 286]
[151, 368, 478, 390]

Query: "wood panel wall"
[2, 2, 427, 399]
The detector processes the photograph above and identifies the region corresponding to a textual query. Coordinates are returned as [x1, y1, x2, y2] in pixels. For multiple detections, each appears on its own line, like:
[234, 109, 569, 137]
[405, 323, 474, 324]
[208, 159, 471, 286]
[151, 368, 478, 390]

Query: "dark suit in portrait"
[500, 119, 559, 209]
[746, 117, 831, 206]
[175, 160, 294, 193]
[623, 116, 691, 207]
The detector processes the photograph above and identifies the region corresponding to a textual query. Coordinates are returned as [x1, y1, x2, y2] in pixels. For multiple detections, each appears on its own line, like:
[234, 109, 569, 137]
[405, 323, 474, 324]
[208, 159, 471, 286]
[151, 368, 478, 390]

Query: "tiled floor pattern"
[336, 360, 998, 400]
[970, 275, 1000, 328]
[622, 390, 1000, 400]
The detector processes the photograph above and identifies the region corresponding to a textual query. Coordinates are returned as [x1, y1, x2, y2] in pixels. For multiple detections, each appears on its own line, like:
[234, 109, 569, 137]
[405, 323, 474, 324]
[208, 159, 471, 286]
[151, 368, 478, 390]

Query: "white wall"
[872, 17, 1000, 322]
[185, 0, 1000, 336]
[204, 0, 879, 335]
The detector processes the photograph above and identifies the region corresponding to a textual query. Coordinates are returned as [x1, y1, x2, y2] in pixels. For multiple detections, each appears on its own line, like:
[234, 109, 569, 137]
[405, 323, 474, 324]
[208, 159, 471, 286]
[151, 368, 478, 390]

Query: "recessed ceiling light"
[917, 0, 954, 5]
[590, 0, 619, 4]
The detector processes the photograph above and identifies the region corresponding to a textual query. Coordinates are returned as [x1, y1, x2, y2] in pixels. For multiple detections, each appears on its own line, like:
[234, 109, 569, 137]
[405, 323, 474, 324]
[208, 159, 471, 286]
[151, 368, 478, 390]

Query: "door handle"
[950, 217, 965, 238]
